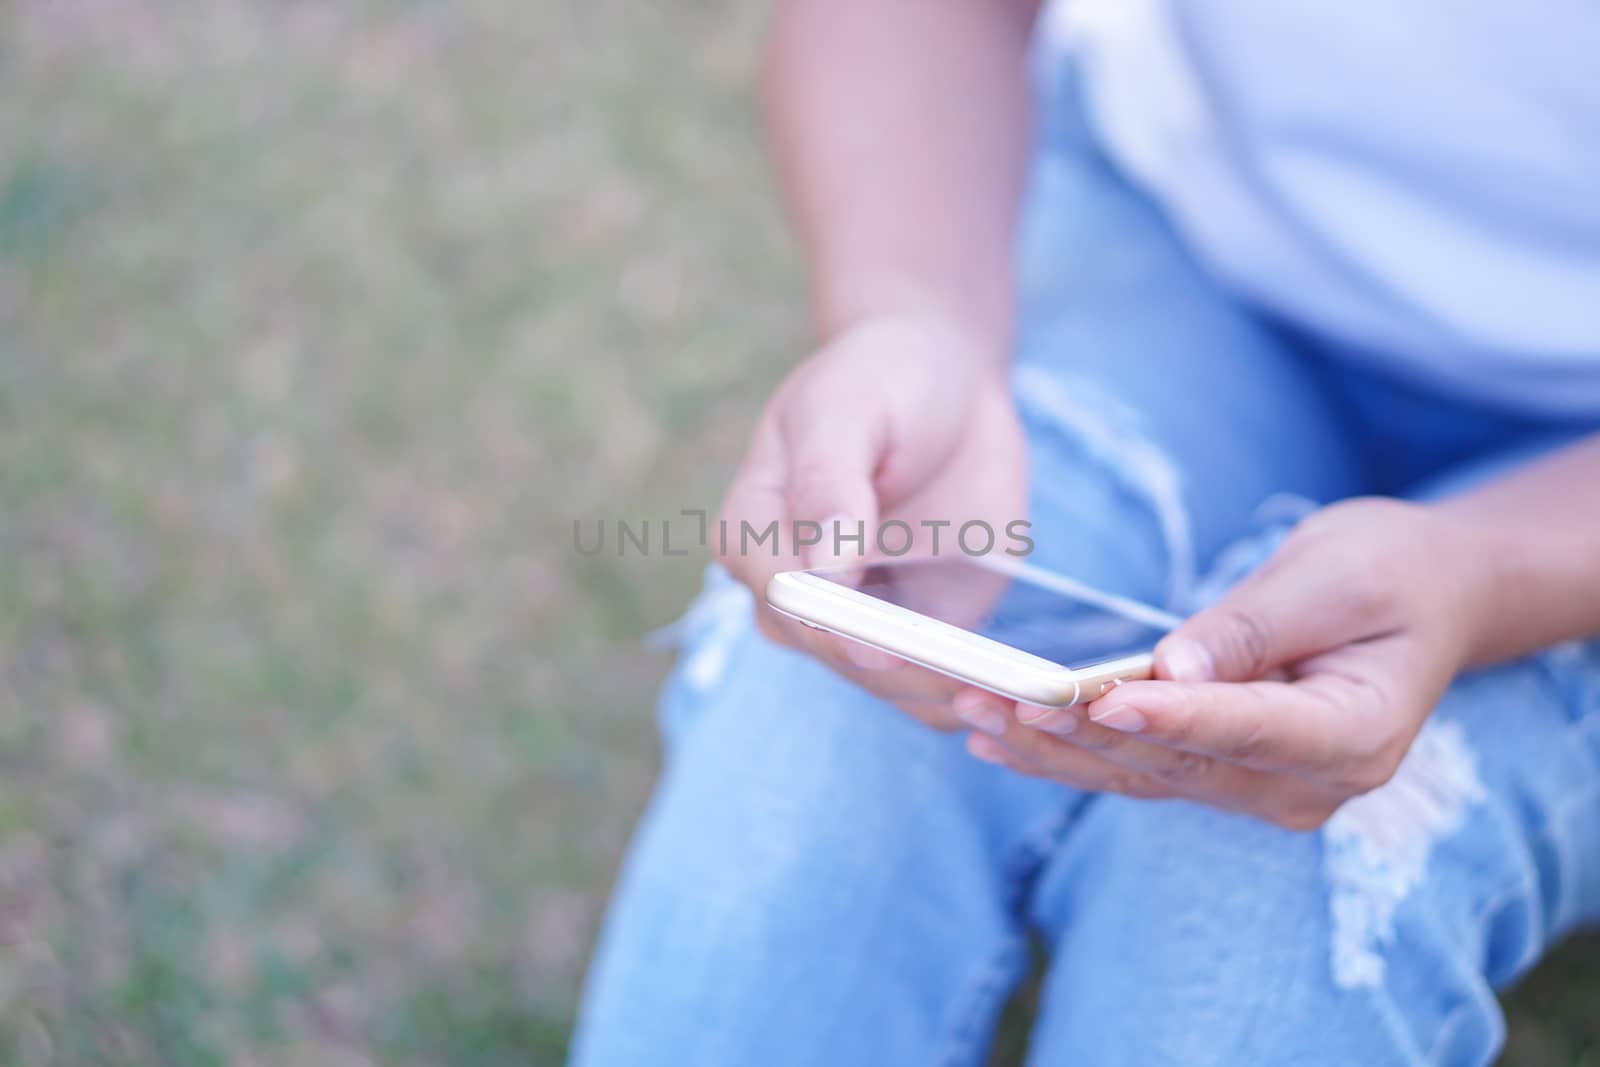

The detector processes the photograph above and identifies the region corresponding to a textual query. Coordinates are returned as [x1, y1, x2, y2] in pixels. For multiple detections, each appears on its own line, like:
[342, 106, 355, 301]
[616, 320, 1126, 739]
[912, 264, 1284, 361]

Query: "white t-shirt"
[1041, 0, 1600, 415]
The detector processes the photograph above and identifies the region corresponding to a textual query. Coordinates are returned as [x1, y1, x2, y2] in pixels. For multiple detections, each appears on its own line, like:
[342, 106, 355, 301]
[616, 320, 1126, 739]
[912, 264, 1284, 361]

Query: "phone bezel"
[765, 558, 1163, 707]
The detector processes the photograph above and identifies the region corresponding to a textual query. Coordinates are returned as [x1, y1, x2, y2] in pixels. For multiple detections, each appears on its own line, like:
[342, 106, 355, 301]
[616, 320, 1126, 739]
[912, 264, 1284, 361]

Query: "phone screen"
[811, 558, 1174, 670]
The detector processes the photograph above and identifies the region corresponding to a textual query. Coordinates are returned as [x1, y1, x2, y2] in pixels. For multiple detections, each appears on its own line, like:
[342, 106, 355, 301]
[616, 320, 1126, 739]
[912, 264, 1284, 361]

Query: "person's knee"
[1013, 368, 1186, 607]
[1042, 795, 1325, 921]
[1030, 779, 1517, 1065]
[650, 611, 983, 890]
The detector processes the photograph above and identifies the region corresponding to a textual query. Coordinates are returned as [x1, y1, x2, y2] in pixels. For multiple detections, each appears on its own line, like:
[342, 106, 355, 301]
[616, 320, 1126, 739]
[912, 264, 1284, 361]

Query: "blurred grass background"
[0, 1, 1592, 1064]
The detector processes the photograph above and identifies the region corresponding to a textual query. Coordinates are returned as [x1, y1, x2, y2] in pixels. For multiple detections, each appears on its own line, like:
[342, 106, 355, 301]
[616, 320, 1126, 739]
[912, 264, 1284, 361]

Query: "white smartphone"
[766, 556, 1180, 707]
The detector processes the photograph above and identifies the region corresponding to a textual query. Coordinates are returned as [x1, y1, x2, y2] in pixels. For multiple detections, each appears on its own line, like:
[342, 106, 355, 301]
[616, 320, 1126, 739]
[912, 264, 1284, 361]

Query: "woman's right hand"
[716, 313, 1027, 730]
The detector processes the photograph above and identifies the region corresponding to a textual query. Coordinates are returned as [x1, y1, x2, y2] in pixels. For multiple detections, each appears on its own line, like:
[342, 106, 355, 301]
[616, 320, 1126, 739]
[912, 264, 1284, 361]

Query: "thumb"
[779, 404, 884, 570]
[1156, 556, 1354, 683]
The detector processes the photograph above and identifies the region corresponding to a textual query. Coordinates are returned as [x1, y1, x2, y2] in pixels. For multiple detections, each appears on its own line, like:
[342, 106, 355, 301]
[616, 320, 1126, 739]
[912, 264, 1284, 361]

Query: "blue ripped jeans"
[569, 68, 1600, 1067]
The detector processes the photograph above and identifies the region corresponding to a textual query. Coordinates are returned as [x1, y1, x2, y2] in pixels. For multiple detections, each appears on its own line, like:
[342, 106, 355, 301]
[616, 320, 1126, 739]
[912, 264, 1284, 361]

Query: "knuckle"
[1342, 748, 1404, 795]
[907, 705, 966, 733]
[1224, 713, 1275, 764]
[1075, 735, 1111, 754]
[1157, 701, 1199, 747]
[785, 461, 837, 513]
[1102, 772, 1145, 796]
[1075, 727, 1127, 754]
[1271, 803, 1337, 833]
[1216, 608, 1275, 678]
[1032, 707, 1081, 737]
[1156, 750, 1214, 784]
[1337, 573, 1392, 620]
[1302, 496, 1394, 538]
[770, 373, 820, 428]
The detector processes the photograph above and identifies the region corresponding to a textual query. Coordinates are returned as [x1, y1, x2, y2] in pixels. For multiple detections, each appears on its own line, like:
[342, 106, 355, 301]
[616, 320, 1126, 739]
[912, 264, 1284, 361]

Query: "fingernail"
[1016, 703, 1077, 735]
[1160, 638, 1214, 683]
[843, 641, 898, 671]
[1089, 703, 1147, 733]
[954, 692, 1010, 738]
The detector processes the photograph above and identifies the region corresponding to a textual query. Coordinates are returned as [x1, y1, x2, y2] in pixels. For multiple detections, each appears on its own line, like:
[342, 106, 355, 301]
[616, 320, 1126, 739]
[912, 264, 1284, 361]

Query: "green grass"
[0, 2, 1593, 1064]
[1, 2, 798, 1063]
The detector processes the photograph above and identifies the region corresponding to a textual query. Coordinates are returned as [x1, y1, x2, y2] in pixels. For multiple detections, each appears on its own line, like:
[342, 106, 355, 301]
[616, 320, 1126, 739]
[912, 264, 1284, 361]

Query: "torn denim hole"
[1181, 493, 1315, 613]
[1324, 720, 1488, 989]
[648, 564, 753, 694]
[1537, 639, 1600, 730]
[1014, 365, 1195, 608]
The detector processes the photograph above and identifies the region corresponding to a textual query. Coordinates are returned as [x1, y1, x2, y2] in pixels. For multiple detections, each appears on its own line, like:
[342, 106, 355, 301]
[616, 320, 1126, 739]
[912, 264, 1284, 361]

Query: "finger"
[953, 694, 1171, 793]
[976, 727, 1343, 830]
[967, 732, 1041, 774]
[1013, 697, 1305, 806]
[967, 722, 1179, 798]
[983, 702, 1353, 828]
[1078, 677, 1346, 772]
[1155, 541, 1390, 684]
[717, 419, 793, 599]
[719, 420, 834, 646]
[775, 384, 886, 569]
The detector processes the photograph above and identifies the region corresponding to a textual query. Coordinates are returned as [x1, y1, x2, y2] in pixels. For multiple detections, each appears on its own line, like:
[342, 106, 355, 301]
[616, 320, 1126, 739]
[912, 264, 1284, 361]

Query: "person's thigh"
[1022, 448, 1600, 1067]
[568, 592, 1073, 1067]
[1022, 653, 1600, 1067]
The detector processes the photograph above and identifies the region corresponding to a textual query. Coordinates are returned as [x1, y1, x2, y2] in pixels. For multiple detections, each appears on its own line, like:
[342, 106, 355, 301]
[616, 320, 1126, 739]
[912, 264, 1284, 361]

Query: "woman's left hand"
[952, 497, 1492, 830]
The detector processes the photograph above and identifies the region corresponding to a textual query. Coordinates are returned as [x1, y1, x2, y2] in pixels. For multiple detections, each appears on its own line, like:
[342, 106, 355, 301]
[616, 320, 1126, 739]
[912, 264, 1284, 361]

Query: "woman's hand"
[717, 313, 1027, 730]
[953, 498, 1491, 829]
